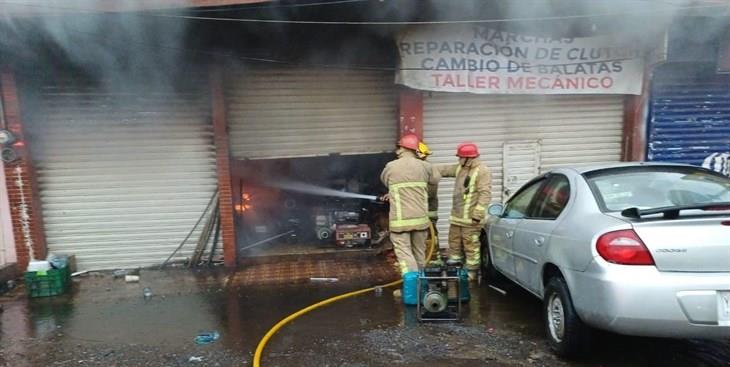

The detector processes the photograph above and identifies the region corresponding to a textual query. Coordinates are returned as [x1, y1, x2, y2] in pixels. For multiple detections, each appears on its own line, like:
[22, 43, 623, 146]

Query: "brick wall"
[210, 67, 237, 268]
[0, 69, 47, 271]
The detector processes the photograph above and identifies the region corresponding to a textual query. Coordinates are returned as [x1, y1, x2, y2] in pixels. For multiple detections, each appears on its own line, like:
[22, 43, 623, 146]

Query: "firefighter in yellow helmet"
[416, 142, 438, 222]
[380, 134, 440, 296]
[416, 142, 440, 261]
[437, 142, 492, 281]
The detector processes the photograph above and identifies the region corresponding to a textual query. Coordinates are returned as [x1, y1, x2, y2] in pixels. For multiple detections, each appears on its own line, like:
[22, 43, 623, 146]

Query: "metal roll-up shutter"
[648, 71, 730, 165]
[424, 93, 624, 243]
[226, 67, 397, 160]
[24, 80, 218, 270]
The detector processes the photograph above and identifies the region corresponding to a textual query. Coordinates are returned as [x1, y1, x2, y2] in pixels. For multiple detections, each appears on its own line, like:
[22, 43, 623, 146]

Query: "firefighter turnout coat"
[380, 149, 440, 233]
[438, 159, 492, 227]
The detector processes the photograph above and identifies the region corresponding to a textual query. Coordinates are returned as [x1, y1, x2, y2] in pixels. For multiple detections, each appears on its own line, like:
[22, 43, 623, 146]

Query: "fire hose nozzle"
[373, 194, 389, 204]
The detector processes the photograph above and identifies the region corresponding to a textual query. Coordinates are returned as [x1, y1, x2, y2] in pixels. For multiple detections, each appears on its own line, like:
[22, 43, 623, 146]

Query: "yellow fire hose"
[252, 222, 438, 367]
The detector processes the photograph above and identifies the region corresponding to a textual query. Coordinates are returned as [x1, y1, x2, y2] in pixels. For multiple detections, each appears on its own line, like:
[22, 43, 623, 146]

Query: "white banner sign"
[396, 25, 645, 95]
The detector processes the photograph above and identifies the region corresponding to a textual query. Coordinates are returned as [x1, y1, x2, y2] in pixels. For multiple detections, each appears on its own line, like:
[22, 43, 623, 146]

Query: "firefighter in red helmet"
[437, 142, 492, 281]
[380, 134, 440, 297]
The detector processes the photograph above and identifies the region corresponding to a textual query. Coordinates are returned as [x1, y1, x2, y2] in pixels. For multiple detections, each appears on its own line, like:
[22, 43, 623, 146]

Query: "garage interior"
[232, 153, 394, 258]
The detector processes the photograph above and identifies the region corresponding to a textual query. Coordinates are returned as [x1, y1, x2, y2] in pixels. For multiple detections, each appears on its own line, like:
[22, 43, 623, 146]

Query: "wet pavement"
[1, 261, 729, 367]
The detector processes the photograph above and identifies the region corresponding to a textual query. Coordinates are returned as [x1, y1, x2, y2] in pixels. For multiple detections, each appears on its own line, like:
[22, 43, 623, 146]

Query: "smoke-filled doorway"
[232, 153, 394, 259]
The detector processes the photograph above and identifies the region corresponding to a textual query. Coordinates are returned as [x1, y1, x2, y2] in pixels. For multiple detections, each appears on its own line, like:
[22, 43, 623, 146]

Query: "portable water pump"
[416, 258, 470, 321]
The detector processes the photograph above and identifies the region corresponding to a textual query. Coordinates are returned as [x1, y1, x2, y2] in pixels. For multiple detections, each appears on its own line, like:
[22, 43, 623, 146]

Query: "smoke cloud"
[0, 1, 194, 92]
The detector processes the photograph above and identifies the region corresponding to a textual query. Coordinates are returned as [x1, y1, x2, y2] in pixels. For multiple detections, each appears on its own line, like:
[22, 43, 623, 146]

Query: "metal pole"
[239, 230, 294, 252]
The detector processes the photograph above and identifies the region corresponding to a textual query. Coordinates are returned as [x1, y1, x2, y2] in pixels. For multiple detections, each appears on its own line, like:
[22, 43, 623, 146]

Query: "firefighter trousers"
[447, 224, 481, 271]
[390, 229, 428, 275]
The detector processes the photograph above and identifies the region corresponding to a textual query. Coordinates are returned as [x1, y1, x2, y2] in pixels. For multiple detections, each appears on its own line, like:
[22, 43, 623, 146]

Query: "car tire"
[543, 276, 592, 359]
[479, 230, 502, 282]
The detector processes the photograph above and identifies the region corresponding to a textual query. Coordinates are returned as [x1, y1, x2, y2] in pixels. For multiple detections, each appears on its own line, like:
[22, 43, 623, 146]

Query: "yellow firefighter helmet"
[417, 142, 432, 159]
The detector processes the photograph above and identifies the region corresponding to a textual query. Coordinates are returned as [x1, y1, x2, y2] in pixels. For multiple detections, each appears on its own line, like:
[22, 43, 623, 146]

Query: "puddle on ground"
[1, 268, 728, 366]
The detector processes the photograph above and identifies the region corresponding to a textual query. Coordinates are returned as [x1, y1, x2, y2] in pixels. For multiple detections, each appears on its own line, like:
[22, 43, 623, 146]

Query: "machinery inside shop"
[233, 153, 394, 257]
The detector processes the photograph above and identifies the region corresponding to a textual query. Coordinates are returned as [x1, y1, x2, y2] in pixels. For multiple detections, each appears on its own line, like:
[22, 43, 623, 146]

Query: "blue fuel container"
[458, 268, 470, 302]
[402, 271, 419, 306]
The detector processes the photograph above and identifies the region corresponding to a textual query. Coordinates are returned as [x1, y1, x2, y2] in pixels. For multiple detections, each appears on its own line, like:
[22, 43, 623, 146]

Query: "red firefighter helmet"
[456, 142, 480, 158]
[398, 134, 420, 151]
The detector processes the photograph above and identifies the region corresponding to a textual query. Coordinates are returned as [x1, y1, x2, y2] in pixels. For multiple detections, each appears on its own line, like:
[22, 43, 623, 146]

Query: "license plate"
[343, 234, 353, 240]
[719, 291, 730, 326]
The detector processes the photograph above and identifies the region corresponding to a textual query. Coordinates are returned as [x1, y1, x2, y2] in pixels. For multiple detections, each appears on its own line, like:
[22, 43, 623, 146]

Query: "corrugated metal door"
[424, 93, 624, 243]
[226, 67, 397, 160]
[0, 162, 8, 265]
[648, 69, 730, 165]
[24, 80, 218, 270]
[502, 141, 541, 201]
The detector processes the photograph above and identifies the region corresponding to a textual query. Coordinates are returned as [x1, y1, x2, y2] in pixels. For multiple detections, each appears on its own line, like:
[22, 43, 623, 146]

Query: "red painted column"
[622, 65, 652, 162]
[0, 68, 47, 271]
[210, 67, 237, 268]
[399, 88, 423, 139]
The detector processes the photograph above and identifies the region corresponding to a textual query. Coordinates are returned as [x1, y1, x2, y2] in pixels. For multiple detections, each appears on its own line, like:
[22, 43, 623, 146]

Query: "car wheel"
[479, 230, 501, 282]
[544, 276, 591, 359]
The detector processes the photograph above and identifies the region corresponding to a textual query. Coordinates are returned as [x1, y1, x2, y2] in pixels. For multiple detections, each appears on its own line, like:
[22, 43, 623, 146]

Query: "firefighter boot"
[467, 270, 478, 282]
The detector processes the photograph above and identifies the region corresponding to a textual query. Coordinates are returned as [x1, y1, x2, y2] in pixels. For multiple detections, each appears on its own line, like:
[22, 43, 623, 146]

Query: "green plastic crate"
[24, 265, 71, 298]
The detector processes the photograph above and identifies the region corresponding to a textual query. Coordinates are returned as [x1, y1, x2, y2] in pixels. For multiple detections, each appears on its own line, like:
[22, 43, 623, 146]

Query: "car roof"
[550, 162, 697, 175]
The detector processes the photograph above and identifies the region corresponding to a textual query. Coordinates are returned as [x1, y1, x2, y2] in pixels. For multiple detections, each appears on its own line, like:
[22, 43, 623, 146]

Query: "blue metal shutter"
[648, 67, 730, 165]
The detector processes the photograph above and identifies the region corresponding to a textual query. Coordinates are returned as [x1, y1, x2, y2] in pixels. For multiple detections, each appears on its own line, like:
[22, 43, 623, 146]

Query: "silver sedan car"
[483, 163, 730, 358]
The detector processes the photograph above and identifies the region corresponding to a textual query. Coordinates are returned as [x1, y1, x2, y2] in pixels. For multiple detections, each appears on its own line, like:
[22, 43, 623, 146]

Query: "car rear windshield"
[584, 166, 730, 212]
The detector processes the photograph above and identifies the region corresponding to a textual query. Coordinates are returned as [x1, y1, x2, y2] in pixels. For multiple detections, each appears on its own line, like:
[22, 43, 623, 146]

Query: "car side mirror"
[488, 203, 504, 217]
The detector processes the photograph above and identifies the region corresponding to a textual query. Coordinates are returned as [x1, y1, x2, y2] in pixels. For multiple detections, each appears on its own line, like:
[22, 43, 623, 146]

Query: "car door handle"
[506, 231, 514, 239]
[534, 237, 545, 247]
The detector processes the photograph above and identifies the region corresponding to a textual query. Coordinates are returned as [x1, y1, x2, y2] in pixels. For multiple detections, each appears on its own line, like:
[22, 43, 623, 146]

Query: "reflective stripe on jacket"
[437, 159, 492, 227]
[381, 149, 440, 232]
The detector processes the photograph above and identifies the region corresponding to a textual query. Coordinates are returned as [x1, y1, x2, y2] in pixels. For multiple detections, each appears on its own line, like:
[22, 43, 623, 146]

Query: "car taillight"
[596, 229, 655, 266]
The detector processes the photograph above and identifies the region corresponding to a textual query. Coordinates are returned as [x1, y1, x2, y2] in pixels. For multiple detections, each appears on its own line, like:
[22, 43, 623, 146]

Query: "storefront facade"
[0, 16, 657, 271]
[396, 24, 645, 242]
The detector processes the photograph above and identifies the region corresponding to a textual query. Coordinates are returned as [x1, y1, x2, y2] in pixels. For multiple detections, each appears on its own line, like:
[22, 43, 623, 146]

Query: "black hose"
[160, 190, 219, 268]
[207, 210, 222, 266]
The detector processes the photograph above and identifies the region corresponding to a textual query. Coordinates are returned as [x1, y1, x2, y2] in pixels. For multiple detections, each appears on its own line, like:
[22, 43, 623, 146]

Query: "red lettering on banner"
[489, 76, 500, 89]
[473, 76, 485, 88]
[431, 73, 502, 89]
[600, 77, 613, 88]
[552, 78, 564, 89]
[443, 74, 456, 87]
[507, 77, 523, 89]
[538, 77, 552, 89]
[525, 76, 537, 89]
[433, 74, 624, 91]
